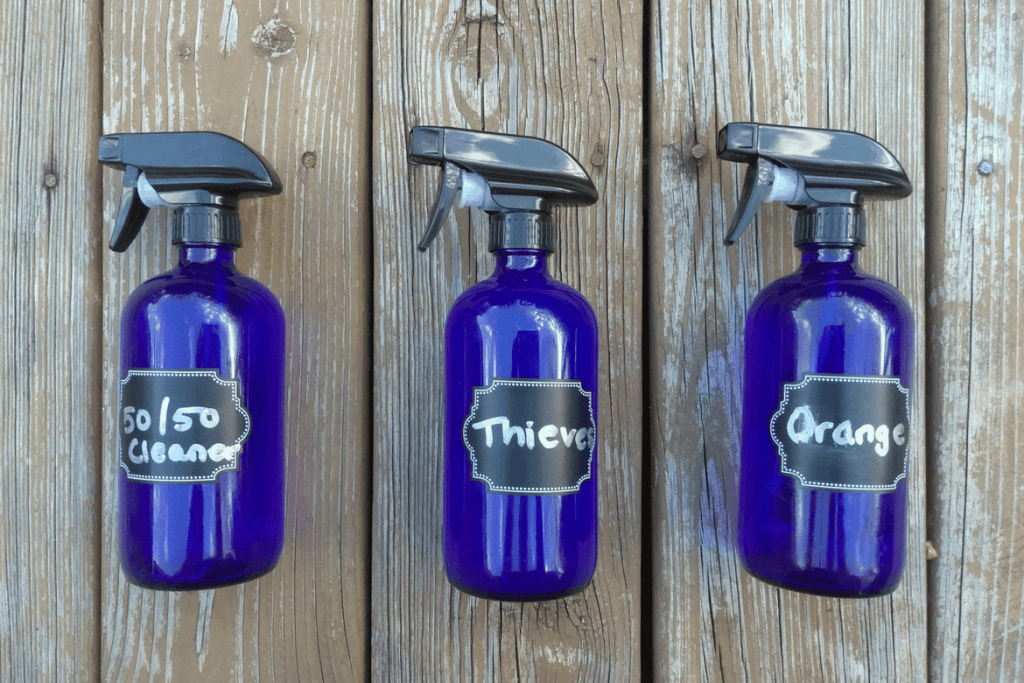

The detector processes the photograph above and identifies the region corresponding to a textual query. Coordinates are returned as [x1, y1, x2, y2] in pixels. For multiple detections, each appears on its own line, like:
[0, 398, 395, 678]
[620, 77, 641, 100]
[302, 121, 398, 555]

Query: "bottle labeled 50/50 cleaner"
[100, 131, 286, 590]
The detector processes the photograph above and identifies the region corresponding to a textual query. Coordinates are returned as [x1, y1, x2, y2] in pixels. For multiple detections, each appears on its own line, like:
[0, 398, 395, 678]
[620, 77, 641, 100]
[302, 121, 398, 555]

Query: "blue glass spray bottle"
[410, 127, 600, 600]
[718, 123, 915, 597]
[100, 132, 286, 589]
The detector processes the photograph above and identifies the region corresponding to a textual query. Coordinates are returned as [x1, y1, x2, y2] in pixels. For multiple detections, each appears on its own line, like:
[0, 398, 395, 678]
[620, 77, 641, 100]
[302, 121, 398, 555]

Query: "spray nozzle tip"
[409, 127, 445, 165]
[98, 135, 123, 165]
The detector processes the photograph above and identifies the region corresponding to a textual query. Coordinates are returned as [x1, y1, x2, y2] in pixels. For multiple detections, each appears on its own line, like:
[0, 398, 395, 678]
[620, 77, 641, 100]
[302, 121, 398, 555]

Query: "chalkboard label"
[118, 369, 251, 483]
[770, 373, 910, 491]
[462, 378, 596, 495]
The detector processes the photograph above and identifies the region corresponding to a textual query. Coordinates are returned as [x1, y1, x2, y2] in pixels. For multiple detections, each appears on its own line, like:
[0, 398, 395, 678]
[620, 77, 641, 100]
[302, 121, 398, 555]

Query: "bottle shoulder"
[122, 265, 284, 324]
[447, 276, 597, 330]
[749, 268, 912, 322]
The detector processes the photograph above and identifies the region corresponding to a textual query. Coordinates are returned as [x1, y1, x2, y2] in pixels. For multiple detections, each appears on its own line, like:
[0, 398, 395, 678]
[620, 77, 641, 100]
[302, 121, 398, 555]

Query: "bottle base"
[447, 575, 592, 602]
[741, 563, 900, 599]
[121, 561, 279, 591]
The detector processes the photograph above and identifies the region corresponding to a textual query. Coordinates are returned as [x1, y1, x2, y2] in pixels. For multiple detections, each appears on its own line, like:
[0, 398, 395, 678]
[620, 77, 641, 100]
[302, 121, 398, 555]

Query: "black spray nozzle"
[717, 123, 912, 246]
[408, 126, 598, 252]
[98, 132, 283, 252]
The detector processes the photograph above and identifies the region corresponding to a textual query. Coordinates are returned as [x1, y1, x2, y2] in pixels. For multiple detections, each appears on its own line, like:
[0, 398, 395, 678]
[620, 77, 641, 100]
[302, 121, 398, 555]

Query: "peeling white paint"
[252, 18, 297, 59]
[220, 0, 239, 56]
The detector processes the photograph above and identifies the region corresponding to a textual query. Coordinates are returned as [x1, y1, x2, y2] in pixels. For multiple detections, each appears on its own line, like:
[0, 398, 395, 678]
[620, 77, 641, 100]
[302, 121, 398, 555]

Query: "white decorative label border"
[462, 378, 596, 494]
[769, 373, 910, 492]
[118, 369, 250, 483]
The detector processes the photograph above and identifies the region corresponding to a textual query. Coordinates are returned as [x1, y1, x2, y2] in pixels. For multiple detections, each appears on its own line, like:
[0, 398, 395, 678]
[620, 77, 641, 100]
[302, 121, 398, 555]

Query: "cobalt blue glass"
[444, 248, 599, 600]
[737, 244, 913, 597]
[119, 243, 286, 589]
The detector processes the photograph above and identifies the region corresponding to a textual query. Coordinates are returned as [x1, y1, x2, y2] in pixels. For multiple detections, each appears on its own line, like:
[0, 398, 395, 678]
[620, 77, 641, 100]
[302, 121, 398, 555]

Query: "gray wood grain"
[98, 2, 370, 680]
[371, 0, 643, 680]
[8, 0, 1024, 679]
[0, 0, 103, 680]
[926, 2, 1024, 681]
[648, 1, 929, 681]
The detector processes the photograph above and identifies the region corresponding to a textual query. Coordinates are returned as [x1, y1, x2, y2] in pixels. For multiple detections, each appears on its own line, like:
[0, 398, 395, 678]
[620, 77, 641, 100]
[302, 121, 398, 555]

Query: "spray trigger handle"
[724, 158, 776, 246]
[417, 162, 463, 252]
[110, 166, 150, 252]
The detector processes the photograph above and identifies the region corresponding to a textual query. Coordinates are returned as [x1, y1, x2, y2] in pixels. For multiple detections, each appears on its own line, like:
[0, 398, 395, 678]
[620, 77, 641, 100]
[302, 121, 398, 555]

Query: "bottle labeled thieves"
[718, 123, 914, 597]
[410, 126, 600, 600]
[100, 132, 286, 589]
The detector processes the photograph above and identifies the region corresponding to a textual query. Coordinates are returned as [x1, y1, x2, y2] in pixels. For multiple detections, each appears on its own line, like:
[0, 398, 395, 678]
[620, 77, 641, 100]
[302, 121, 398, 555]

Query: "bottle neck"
[177, 242, 239, 268]
[797, 243, 861, 268]
[491, 248, 551, 276]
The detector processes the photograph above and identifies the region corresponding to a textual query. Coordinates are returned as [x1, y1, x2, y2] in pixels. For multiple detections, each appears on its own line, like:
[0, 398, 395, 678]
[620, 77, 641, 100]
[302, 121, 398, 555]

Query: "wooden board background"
[926, 2, 1024, 682]
[1, 0, 1022, 681]
[647, 1, 929, 681]
[371, 1, 643, 680]
[96, 1, 371, 681]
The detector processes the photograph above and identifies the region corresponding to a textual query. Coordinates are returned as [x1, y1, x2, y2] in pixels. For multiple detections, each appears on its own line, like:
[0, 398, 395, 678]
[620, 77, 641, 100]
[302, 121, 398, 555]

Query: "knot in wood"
[449, 15, 513, 125]
[465, 14, 501, 27]
[252, 18, 298, 59]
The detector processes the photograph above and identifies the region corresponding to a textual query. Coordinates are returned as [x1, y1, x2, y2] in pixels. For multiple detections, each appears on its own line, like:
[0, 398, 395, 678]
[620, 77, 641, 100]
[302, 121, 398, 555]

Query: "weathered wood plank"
[0, 0, 103, 680]
[99, 2, 370, 681]
[371, 0, 643, 680]
[926, 2, 1024, 681]
[649, 1, 928, 681]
